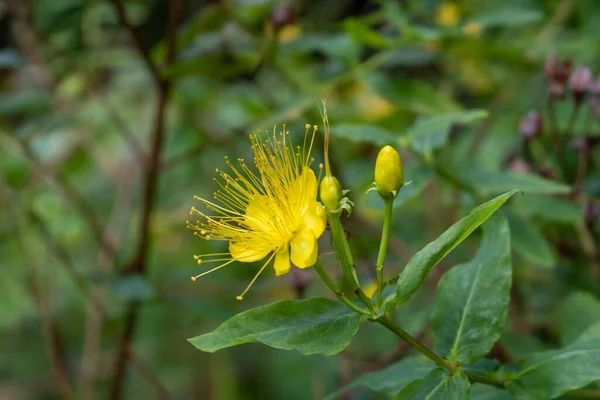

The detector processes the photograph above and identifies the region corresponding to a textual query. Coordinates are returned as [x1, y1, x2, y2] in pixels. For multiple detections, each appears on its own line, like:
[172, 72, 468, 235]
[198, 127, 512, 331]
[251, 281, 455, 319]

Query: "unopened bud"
[545, 54, 572, 85]
[505, 155, 532, 173]
[374, 145, 404, 198]
[518, 110, 543, 140]
[271, 2, 296, 30]
[320, 175, 342, 209]
[589, 77, 600, 96]
[570, 66, 592, 104]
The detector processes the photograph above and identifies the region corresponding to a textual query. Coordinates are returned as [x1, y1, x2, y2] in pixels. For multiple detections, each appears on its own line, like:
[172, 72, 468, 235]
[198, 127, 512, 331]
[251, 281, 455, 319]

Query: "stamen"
[190, 259, 235, 281]
[236, 251, 277, 300]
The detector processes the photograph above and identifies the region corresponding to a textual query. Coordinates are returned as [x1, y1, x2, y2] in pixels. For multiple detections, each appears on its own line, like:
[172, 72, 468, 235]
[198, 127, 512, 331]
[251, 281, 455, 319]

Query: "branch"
[108, 0, 162, 84]
[108, 1, 181, 399]
[15, 219, 77, 400]
[27, 210, 174, 399]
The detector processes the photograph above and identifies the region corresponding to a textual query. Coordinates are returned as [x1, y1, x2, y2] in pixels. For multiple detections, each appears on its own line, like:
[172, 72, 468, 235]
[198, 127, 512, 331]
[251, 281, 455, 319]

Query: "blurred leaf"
[463, 172, 570, 196]
[505, 338, 600, 400]
[470, 384, 516, 400]
[432, 217, 511, 364]
[393, 163, 435, 208]
[560, 291, 600, 346]
[385, 191, 515, 310]
[345, 18, 394, 48]
[189, 298, 368, 356]
[512, 195, 581, 225]
[326, 357, 435, 399]
[110, 275, 155, 301]
[0, 90, 53, 116]
[506, 212, 555, 268]
[406, 110, 488, 155]
[469, 8, 543, 28]
[396, 368, 470, 399]
[364, 72, 461, 115]
[0, 49, 22, 69]
[330, 124, 396, 146]
[282, 33, 361, 64]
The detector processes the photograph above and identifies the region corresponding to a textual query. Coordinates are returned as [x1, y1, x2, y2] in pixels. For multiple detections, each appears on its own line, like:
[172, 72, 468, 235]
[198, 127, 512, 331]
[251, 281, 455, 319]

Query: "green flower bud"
[320, 175, 342, 210]
[375, 145, 403, 197]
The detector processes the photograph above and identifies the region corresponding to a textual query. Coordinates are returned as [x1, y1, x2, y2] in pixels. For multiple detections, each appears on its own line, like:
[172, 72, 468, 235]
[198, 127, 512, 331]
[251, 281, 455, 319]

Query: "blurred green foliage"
[2, 0, 600, 399]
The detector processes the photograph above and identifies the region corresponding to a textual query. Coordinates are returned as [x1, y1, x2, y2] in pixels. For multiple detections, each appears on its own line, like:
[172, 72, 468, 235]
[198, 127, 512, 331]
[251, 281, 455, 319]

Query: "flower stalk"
[375, 196, 393, 308]
[326, 209, 378, 314]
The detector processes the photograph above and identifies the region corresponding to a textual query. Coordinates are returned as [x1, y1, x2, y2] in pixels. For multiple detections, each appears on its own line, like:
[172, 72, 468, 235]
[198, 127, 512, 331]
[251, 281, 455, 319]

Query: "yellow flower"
[436, 2, 460, 27]
[187, 125, 326, 300]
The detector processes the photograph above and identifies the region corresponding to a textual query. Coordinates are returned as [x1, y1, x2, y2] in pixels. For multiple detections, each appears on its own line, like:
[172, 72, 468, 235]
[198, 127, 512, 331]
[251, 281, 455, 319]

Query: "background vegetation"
[2, 0, 600, 399]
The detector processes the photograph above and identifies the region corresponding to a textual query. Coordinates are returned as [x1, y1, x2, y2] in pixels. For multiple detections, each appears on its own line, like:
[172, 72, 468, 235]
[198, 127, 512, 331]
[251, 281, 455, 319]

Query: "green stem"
[376, 196, 393, 308]
[377, 316, 457, 373]
[327, 211, 378, 314]
[313, 262, 372, 316]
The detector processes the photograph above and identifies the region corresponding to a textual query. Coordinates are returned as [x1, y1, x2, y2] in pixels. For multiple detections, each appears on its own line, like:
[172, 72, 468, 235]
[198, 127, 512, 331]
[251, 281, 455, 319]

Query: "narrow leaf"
[470, 384, 516, 400]
[505, 338, 600, 400]
[391, 191, 516, 308]
[326, 357, 435, 399]
[396, 368, 470, 400]
[432, 216, 512, 364]
[189, 298, 367, 356]
[463, 171, 570, 196]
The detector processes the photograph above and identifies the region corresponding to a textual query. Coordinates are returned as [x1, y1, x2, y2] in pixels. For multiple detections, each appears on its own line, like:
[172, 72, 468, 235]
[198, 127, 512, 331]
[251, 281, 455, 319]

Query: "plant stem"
[327, 211, 378, 314]
[377, 316, 457, 372]
[313, 262, 372, 316]
[376, 197, 394, 308]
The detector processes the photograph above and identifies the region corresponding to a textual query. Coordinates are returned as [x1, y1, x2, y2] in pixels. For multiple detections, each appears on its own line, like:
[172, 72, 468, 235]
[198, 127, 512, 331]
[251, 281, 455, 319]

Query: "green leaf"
[330, 124, 397, 146]
[470, 384, 516, 400]
[432, 216, 512, 364]
[388, 191, 516, 309]
[396, 368, 470, 400]
[406, 110, 488, 155]
[506, 212, 555, 268]
[188, 298, 368, 356]
[505, 338, 600, 400]
[560, 291, 600, 346]
[512, 195, 581, 225]
[463, 172, 570, 196]
[326, 357, 435, 399]
[469, 7, 543, 28]
[345, 18, 394, 48]
[364, 73, 461, 115]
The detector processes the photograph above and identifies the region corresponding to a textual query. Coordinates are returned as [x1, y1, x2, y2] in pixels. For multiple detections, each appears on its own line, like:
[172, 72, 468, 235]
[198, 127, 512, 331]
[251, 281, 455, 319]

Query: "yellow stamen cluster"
[187, 125, 326, 300]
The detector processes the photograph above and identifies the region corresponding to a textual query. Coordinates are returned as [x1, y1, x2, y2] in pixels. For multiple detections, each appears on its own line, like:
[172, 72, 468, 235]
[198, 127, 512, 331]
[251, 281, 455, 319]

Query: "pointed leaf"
[326, 357, 435, 399]
[390, 191, 516, 309]
[505, 338, 600, 400]
[432, 217, 512, 364]
[189, 298, 368, 356]
[396, 368, 470, 400]
[463, 171, 570, 196]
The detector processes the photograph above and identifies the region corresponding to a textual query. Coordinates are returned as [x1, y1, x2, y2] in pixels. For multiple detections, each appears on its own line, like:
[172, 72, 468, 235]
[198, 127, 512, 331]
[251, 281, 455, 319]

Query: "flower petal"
[301, 202, 326, 239]
[274, 244, 291, 276]
[293, 168, 318, 216]
[290, 229, 318, 269]
[229, 242, 270, 262]
[244, 195, 276, 232]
